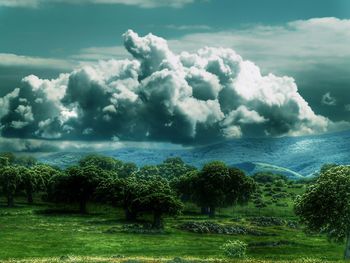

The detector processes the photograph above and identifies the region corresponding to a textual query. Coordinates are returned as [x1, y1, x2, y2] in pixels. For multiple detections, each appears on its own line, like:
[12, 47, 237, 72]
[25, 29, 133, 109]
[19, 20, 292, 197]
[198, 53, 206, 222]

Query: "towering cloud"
[0, 30, 346, 145]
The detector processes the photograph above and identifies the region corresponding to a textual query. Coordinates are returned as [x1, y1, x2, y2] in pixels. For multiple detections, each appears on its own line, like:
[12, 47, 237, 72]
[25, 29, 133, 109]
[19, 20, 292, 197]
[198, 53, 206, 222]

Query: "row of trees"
[0, 153, 257, 228]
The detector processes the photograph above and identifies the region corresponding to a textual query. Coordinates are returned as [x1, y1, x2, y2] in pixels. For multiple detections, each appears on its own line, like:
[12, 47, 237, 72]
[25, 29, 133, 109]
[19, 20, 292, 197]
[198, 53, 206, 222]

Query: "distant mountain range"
[38, 130, 350, 179]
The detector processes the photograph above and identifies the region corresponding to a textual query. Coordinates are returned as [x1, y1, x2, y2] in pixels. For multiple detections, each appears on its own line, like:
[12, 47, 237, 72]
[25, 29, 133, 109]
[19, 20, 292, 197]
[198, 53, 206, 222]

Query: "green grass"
[0, 184, 345, 262]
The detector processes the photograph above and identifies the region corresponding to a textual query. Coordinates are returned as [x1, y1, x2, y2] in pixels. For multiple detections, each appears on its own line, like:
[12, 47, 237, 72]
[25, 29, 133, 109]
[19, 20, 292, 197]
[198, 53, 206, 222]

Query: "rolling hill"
[38, 130, 350, 178]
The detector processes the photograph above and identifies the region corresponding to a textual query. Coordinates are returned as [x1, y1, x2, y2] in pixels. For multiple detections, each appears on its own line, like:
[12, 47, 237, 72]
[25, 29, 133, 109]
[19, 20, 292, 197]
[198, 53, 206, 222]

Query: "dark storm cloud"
[0, 30, 348, 145]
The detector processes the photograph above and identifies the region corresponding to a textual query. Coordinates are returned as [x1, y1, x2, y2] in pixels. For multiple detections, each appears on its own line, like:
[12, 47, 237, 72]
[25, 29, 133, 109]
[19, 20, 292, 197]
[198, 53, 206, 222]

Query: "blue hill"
[38, 130, 350, 178]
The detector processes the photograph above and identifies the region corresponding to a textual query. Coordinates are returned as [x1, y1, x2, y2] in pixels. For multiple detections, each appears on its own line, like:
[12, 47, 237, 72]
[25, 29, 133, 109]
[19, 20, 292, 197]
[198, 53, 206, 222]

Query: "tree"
[226, 168, 257, 206]
[18, 167, 35, 204]
[192, 161, 230, 217]
[79, 154, 136, 178]
[294, 165, 350, 259]
[117, 162, 138, 178]
[0, 166, 21, 207]
[180, 161, 256, 217]
[157, 157, 196, 180]
[96, 176, 144, 221]
[0, 152, 16, 165]
[136, 165, 160, 180]
[15, 155, 37, 167]
[48, 165, 110, 213]
[172, 170, 198, 202]
[251, 172, 287, 184]
[18, 166, 45, 204]
[135, 178, 183, 228]
[32, 164, 61, 190]
[79, 154, 122, 172]
[0, 157, 9, 167]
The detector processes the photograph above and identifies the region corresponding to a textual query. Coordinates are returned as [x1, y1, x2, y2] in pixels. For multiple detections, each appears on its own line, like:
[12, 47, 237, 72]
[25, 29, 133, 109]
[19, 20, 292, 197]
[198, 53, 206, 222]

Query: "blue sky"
[0, 0, 350, 151]
[1, 0, 349, 57]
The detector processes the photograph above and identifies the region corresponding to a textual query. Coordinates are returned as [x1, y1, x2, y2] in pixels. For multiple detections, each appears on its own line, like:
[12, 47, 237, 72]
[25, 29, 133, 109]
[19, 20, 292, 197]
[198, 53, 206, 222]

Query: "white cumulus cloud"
[0, 30, 347, 145]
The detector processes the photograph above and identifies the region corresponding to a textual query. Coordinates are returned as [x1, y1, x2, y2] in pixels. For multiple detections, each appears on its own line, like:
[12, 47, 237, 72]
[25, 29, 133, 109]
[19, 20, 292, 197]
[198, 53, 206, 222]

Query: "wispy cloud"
[166, 17, 350, 75]
[164, 24, 212, 31]
[0, 0, 196, 8]
[71, 18, 350, 78]
[321, 92, 337, 106]
[71, 46, 129, 61]
[0, 53, 75, 70]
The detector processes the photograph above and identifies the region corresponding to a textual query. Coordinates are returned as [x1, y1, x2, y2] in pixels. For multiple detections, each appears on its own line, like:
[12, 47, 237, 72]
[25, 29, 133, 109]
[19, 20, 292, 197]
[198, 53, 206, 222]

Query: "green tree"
[117, 162, 138, 178]
[135, 178, 183, 229]
[226, 167, 257, 206]
[79, 154, 137, 178]
[0, 157, 9, 168]
[294, 165, 350, 259]
[0, 152, 15, 165]
[251, 172, 287, 184]
[172, 170, 198, 202]
[136, 165, 160, 180]
[96, 176, 144, 221]
[192, 161, 229, 217]
[48, 165, 110, 213]
[0, 166, 21, 207]
[79, 154, 122, 172]
[18, 166, 45, 204]
[32, 164, 61, 190]
[157, 157, 196, 180]
[180, 161, 256, 217]
[15, 155, 37, 167]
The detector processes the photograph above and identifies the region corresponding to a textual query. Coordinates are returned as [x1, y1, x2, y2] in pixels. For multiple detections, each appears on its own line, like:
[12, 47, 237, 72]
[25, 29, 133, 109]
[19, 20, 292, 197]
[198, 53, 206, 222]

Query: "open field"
[0, 182, 345, 262]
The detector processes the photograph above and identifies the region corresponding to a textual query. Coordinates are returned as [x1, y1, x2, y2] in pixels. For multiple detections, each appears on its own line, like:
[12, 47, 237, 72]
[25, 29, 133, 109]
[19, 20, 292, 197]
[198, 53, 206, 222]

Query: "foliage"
[0, 165, 21, 207]
[15, 155, 38, 167]
[178, 161, 256, 217]
[295, 165, 350, 258]
[0, 152, 16, 165]
[96, 176, 144, 220]
[252, 172, 288, 184]
[18, 166, 43, 203]
[133, 178, 183, 228]
[135, 165, 160, 180]
[157, 157, 196, 180]
[32, 164, 61, 190]
[79, 154, 137, 178]
[295, 165, 350, 242]
[220, 240, 247, 258]
[48, 165, 112, 213]
[97, 176, 183, 227]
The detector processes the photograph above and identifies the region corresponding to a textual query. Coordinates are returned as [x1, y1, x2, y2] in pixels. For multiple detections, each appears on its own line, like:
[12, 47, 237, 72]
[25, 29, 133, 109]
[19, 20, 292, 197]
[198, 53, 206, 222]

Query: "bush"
[221, 240, 247, 258]
[272, 192, 289, 199]
[249, 216, 285, 227]
[274, 179, 286, 187]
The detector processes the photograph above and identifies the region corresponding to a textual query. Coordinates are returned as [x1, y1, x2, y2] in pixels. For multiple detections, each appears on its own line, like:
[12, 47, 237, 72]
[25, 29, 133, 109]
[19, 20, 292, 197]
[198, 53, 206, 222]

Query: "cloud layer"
[0, 0, 195, 8]
[0, 30, 347, 146]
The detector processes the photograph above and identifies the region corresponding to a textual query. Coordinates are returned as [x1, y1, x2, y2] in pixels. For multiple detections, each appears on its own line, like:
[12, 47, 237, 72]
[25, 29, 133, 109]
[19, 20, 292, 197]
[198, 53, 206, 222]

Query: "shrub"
[272, 186, 282, 192]
[221, 240, 247, 258]
[272, 192, 289, 199]
[274, 179, 286, 187]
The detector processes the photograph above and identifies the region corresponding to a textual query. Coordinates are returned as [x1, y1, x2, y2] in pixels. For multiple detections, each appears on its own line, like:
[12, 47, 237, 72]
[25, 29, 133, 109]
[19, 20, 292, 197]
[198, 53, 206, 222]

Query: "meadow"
[0, 181, 345, 263]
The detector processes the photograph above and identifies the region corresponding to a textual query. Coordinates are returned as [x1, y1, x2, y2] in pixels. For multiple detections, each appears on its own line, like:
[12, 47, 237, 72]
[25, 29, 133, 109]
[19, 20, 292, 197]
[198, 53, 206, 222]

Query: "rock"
[249, 216, 286, 227]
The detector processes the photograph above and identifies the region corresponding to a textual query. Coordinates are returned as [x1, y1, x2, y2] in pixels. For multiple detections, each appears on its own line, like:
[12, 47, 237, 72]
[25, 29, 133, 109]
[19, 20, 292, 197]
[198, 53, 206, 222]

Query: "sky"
[0, 0, 350, 152]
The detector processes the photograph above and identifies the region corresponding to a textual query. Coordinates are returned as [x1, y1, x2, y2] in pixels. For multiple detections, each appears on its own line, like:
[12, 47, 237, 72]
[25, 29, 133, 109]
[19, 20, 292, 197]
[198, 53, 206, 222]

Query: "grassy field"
[0, 183, 345, 262]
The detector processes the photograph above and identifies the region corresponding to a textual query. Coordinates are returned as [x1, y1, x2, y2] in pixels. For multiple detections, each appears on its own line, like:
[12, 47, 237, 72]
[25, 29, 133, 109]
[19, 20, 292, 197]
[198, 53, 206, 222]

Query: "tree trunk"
[124, 208, 137, 221]
[27, 190, 33, 204]
[209, 207, 216, 218]
[344, 234, 350, 260]
[79, 200, 87, 214]
[201, 206, 209, 215]
[152, 211, 163, 229]
[7, 194, 14, 208]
